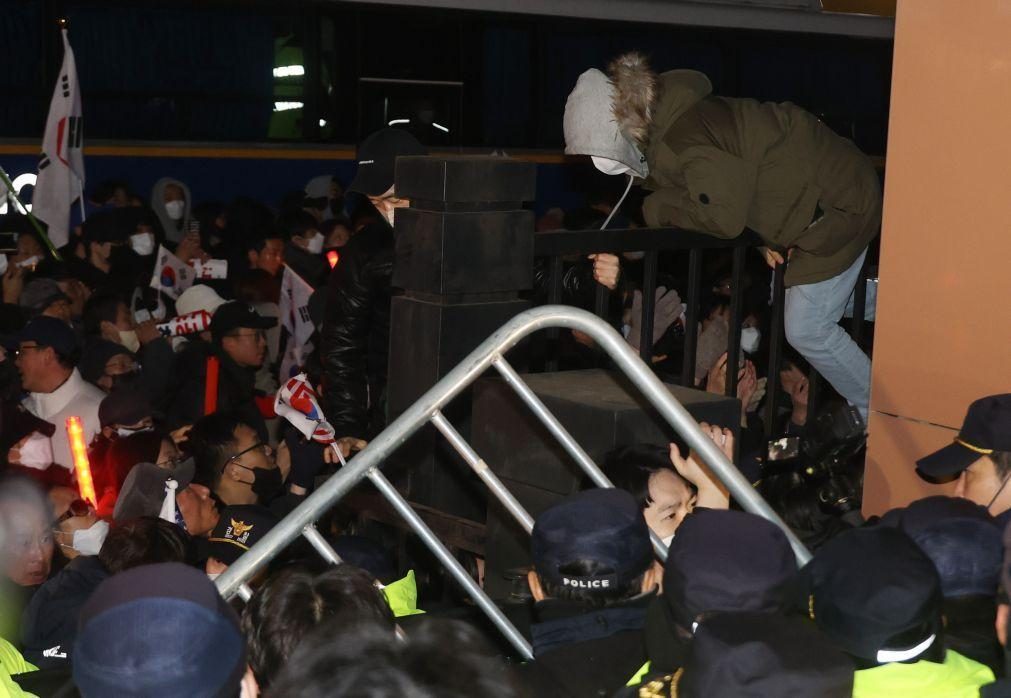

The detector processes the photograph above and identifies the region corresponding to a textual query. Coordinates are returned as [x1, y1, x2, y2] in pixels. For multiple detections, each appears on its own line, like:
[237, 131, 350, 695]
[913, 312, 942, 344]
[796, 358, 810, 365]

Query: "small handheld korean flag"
[275, 373, 336, 445]
[149, 244, 194, 300]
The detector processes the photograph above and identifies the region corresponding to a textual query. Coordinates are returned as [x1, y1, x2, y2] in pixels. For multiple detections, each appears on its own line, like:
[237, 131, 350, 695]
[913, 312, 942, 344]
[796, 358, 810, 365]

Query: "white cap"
[175, 284, 227, 318]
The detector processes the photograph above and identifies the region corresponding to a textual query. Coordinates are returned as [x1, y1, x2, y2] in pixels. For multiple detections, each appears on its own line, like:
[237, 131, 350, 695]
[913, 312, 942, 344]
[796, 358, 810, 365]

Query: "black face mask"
[238, 463, 285, 503]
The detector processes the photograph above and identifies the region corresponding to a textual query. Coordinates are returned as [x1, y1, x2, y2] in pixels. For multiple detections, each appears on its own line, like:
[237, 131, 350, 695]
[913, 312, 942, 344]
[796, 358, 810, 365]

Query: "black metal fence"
[532, 226, 875, 439]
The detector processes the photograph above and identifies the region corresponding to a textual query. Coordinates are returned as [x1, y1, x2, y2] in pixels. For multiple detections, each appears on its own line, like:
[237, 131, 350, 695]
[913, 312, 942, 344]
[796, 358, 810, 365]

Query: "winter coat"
[320, 222, 393, 439]
[20, 556, 108, 669]
[517, 595, 652, 698]
[634, 62, 881, 286]
[167, 343, 269, 442]
[567, 53, 881, 287]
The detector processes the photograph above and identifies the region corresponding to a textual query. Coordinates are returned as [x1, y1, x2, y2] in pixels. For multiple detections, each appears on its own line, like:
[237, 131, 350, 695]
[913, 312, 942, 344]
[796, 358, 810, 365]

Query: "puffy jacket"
[602, 54, 881, 287]
[320, 222, 393, 438]
[518, 595, 652, 698]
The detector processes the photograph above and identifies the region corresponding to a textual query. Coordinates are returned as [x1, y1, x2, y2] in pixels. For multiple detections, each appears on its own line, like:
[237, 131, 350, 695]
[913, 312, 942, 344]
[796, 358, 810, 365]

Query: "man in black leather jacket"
[320, 129, 426, 451]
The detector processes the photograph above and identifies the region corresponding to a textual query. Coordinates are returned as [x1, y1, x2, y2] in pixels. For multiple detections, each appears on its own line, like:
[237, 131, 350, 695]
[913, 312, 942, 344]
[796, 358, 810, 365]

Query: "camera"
[764, 400, 866, 518]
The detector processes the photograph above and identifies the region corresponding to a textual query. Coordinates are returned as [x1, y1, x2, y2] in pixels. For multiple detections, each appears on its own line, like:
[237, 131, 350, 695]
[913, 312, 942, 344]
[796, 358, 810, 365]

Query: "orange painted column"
[863, 0, 1011, 515]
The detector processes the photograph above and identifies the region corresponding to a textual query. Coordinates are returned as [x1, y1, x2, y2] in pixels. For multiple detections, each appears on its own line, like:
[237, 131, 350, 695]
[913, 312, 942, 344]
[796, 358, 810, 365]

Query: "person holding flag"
[320, 128, 427, 452]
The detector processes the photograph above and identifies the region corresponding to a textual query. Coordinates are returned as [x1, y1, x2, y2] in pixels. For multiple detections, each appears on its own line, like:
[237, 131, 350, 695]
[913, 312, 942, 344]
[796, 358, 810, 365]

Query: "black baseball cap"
[679, 612, 854, 698]
[74, 563, 246, 698]
[208, 505, 278, 566]
[348, 128, 427, 197]
[10, 315, 78, 356]
[916, 394, 1011, 479]
[530, 488, 653, 593]
[331, 535, 397, 583]
[910, 517, 1002, 599]
[210, 301, 277, 341]
[99, 387, 153, 428]
[79, 339, 135, 385]
[663, 509, 798, 628]
[805, 526, 942, 663]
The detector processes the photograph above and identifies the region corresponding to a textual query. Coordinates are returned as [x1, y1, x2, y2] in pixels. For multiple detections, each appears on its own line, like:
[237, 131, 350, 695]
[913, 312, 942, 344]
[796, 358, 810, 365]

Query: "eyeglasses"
[227, 441, 271, 466]
[55, 499, 92, 524]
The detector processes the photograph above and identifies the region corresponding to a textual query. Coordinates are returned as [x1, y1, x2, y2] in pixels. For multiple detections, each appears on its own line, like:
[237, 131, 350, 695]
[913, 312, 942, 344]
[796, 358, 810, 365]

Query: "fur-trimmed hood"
[607, 52, 713, 151]
[563, 52, 713, 177]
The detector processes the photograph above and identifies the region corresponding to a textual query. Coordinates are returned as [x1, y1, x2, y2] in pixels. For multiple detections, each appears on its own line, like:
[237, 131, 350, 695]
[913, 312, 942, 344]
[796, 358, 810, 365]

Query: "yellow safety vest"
[382, 570, 426, 618]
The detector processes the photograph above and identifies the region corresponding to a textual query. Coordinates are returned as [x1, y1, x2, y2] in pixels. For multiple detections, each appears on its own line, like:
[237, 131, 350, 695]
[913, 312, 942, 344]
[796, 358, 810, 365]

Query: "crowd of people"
[1, 380, 1010, 696]
[0, 54, 1006, 695]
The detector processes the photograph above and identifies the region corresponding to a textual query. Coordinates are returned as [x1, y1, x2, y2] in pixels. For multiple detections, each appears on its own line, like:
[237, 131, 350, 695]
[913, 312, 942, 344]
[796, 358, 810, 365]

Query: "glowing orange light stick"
[326, 250, 339, 269]
[66, 416, 97, 508]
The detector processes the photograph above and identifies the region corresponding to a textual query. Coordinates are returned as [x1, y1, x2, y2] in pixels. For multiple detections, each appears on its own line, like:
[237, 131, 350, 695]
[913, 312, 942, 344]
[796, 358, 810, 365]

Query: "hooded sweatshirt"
[564, 53, 882, 287]
[150, 178, 192, 244]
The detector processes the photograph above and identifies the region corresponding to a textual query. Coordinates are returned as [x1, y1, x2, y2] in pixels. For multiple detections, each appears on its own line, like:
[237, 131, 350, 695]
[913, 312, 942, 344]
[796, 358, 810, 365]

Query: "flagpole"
[77, 178, 86, 222]
[0, 165, 63, 261]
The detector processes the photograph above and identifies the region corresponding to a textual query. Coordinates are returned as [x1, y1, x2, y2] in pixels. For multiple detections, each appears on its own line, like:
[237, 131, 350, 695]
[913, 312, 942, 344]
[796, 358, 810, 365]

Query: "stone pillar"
[863, 0, 1011, 514]
[386, 156, 536, 520]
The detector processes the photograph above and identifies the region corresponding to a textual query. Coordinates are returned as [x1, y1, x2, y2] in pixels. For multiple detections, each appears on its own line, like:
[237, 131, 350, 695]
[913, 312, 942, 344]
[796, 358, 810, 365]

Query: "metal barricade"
[215, 305, 812, 659]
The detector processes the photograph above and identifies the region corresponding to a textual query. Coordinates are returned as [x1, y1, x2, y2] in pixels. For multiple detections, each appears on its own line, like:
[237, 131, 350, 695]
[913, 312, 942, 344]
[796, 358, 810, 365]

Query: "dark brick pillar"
[386, 156, 536, 520]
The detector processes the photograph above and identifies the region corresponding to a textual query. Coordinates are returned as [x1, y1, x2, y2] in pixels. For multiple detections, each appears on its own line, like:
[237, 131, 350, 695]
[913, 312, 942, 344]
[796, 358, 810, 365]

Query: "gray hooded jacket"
[150, 177, 192, 244]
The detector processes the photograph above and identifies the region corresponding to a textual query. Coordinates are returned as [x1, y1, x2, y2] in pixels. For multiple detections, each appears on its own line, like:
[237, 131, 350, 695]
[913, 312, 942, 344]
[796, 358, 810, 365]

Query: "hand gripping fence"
[215, 305, 812, 659]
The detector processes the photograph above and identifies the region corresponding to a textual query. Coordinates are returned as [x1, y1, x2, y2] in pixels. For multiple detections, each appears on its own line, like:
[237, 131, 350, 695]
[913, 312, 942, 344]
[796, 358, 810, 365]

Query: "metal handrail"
[215, 305, 812, 657]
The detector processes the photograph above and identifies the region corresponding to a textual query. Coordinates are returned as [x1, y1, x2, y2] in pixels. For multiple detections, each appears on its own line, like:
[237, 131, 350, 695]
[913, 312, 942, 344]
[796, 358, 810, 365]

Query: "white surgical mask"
[129, 232, 155, 256]
[165, 200, 186, 221]
[119, 329, 141, 353]
[16, 254, 42, 269]
[116, 425, 153, 438]
[661, 533, 675, 547]
[71, 520, 109, 556]
[305, 233, 324, 255]
[206, 572, 221, 581]
[591, 156, 632, 176]
[740, 327, 762, 354]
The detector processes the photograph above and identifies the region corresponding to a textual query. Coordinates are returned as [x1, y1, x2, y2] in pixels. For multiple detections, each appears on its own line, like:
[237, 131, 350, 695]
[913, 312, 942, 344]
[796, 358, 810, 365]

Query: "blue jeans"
[784, 250, 871, 420]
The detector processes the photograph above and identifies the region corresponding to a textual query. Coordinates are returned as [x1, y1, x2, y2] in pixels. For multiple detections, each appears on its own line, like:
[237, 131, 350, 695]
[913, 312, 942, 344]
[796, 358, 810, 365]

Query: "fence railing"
[533, 226, 875, 438]
[215, 306, 811, 659]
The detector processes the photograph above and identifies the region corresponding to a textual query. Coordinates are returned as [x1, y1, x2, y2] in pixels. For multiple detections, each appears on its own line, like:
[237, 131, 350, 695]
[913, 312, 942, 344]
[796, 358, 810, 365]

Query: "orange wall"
[864, 0, 1011, 515]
